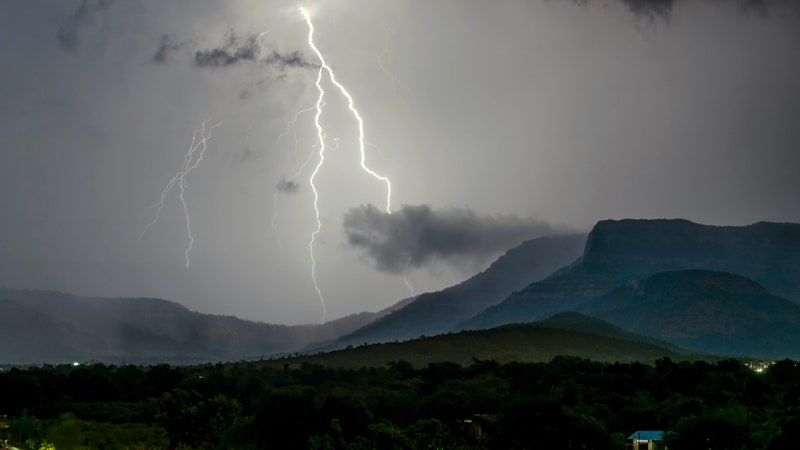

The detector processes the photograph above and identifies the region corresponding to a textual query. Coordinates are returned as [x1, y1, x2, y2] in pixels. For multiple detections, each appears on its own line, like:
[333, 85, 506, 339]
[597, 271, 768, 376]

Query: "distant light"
[72, 361, 80, 366]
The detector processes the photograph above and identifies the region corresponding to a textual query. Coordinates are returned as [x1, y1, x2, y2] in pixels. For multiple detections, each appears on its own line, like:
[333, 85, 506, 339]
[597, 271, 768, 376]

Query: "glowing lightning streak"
[300, 8, 393, 213]
[403, 274, 416, 298]
[300, 7, 393, 323]
[308, 60, 327, 323]
[142, 120, 222, 268]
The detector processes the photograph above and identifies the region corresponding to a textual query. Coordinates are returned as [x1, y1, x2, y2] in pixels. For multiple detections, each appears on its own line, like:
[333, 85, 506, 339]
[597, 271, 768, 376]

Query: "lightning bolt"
[142, 120, 222, 268]
[403, 274, 416, 299]
[300, 7, 392, 213]
[300, 7, 393, 323]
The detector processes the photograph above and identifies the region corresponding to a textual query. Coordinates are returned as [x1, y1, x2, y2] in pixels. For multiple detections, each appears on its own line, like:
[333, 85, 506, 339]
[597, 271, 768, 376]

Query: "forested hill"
[273, 319, 689, 369]
[1, 356, 797, 449]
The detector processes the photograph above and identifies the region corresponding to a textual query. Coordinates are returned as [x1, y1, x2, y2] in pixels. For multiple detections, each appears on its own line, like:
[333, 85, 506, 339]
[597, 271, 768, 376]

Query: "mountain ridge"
[462, 219, 800, 330]
[578, 269, 800, 358]
[335, 234, 587, 346]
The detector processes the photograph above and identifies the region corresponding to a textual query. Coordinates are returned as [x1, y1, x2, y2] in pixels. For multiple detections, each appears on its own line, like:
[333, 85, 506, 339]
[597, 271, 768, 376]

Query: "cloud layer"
[343, 204, 555, 274]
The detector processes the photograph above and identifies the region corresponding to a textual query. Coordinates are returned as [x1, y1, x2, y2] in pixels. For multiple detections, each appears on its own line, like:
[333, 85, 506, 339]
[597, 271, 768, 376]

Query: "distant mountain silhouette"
[0, 288, 409, 364]
[463, 219, 800, 330]
[0, 298, 112, 364]
[336, 234, 587, 346]
[579, 270, 800, 358]
[5, 219, 800, 364]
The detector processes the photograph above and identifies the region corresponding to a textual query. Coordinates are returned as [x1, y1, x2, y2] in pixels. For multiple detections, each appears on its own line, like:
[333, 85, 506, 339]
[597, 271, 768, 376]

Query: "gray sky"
[2, 0, 799, 325]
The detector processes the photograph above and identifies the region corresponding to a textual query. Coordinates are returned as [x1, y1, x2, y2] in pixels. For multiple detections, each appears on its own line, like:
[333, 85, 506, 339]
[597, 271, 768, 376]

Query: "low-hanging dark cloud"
[56, 0, 113, 53]
[151, 34, 183, 64]
[194, 32, 260, 68]
[343, 204, 556, 274]
[276, 178, 300, 193]
[263, 50, 318, 70]
[192, 31, 317, 70]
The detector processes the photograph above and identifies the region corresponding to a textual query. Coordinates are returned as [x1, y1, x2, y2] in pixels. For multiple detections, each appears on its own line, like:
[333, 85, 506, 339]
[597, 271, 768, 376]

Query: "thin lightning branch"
[277, 104, 317, 159]
[271, 105, 326, 247]
[376, 21, 411, 94]
[142, 120, 222, 268]
[272, 103, 319, 246]
[289, 104, 325, 178]
[308, 61, 327, 324]
[403, 274, 416, 298]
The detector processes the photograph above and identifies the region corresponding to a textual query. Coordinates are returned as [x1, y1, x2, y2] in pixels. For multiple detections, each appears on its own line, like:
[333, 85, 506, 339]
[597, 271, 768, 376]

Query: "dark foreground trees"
[1, 357, 798, 449]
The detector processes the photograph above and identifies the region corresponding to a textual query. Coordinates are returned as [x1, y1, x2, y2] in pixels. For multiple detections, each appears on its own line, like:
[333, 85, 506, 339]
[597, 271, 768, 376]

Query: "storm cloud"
[151, 34, 183, 64]
[343, 204, 555, 274]
[192, 32, 317, 70]
[194, 32, 261, 68]
[263, 50, 318, 70]
[56, 0, 113, 53]
[276, 178, 300, 194]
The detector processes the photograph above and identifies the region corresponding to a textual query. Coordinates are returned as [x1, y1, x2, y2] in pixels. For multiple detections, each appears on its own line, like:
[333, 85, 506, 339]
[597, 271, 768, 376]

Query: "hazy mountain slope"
[463, 219, 800, 330]
[0, 298, 116, 364]
[0, 288, 410, 364]
[579, 270, 800, 358]
[267, 322, 685, 369]
[337, 234, 587, 346]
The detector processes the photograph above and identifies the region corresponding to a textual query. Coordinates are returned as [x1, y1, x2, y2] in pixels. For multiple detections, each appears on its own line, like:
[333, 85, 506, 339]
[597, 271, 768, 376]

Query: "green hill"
[267, 320, 688, 369]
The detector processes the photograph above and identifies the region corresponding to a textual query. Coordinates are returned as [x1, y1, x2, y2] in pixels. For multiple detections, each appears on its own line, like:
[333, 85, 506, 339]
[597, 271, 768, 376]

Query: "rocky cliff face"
[580, 219, 800, 301]
[463, 219, 800, 330]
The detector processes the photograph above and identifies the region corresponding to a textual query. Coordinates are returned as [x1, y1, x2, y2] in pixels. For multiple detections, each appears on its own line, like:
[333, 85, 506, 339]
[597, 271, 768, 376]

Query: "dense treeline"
[1, 357, 799, 449]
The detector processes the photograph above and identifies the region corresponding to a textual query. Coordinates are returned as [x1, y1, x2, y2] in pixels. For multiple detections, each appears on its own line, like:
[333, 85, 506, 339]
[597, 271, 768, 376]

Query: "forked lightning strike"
[300, 7, 393, 323]
[142, 120, 222, 268]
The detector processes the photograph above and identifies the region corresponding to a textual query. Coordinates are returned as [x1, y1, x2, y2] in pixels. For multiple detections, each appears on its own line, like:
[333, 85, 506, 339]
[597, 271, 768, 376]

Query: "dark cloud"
[276, 178, 300, 193]
[56, 0, 113, 53]
[343, 204, 555, 274]
[194, 31, 260, 68]
[193, 31, 317, 70]
[605, 0, 797, 22]
[263, 50, 318, 70]
[151, 34, 183, 64]
[617, 0, 674, 22]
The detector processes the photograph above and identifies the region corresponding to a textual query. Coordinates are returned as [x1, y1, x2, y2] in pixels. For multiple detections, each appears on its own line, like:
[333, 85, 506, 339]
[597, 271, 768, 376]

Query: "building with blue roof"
[627, 430, 667, 450]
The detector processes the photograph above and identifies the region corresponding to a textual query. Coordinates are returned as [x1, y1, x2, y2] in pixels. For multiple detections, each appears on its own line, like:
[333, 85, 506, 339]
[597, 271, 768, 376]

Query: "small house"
[627, 430, 667, 450]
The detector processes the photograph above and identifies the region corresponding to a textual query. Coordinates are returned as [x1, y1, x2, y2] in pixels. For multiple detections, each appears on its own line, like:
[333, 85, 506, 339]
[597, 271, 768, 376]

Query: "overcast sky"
[2, 0, 799, 324]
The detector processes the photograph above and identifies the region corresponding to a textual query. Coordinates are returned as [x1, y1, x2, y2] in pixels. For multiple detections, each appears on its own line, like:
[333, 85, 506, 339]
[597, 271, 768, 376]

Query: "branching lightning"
[300, 7, 393, 323]
[142, 120, 222, 268]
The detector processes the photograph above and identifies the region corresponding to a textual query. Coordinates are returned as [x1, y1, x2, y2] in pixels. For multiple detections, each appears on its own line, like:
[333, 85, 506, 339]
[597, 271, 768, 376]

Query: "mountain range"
[2, 218, 800, 364]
